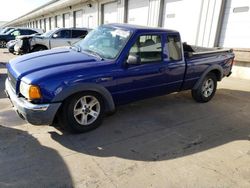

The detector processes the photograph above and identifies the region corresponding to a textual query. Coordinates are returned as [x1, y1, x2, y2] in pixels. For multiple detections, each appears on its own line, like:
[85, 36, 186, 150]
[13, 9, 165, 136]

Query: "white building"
[3, 0, 250, 79]
[4, 0, 250, 49]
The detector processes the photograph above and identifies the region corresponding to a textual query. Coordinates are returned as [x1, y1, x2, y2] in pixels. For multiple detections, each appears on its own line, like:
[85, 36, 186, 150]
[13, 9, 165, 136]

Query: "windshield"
[5, 29, 15, 35]
[0, 27, 14, 34]
[74, 26, 131, 59]
[40, 29, 57, 37]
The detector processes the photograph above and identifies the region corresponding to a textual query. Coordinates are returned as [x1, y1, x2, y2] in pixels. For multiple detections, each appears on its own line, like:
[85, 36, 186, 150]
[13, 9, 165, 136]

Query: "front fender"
[51, 83, 115, 113]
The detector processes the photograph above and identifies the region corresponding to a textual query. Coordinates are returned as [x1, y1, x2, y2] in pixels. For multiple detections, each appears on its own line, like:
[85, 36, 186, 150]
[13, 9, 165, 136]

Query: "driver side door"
[49, 29, 72, 49]
[114, 34, 169, 104]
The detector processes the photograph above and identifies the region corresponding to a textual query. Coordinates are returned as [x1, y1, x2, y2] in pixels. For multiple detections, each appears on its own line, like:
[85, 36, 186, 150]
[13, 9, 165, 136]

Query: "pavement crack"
[89, 157, 117, 188]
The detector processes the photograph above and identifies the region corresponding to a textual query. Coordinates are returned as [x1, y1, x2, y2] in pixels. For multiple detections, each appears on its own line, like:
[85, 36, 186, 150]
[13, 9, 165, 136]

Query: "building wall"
[219, 0, 250, 48]
[4, 0, 250, 49]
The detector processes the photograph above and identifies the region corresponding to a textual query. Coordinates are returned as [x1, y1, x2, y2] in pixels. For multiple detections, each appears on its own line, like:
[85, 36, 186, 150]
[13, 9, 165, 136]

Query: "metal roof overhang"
[3, 0, 90, 27]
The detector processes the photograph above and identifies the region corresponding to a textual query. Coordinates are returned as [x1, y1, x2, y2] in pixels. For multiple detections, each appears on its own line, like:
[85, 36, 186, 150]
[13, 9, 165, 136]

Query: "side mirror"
[126, 54, 141, 65]
[52, 34, 58, 38]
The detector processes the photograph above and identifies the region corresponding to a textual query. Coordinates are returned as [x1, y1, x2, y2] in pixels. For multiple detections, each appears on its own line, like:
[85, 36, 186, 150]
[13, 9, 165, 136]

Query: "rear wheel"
[0, 40, 7, 48]
[60, 92, 105, 133]
[192, 73, 217, 103]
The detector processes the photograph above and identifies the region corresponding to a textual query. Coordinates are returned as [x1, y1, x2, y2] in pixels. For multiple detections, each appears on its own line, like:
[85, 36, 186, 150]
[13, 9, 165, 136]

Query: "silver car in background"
[14, 27, 91, 54]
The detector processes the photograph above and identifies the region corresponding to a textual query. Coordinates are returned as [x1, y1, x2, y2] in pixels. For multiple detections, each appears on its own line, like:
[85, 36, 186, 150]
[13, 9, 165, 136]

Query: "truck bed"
[183, 43, 233, 57]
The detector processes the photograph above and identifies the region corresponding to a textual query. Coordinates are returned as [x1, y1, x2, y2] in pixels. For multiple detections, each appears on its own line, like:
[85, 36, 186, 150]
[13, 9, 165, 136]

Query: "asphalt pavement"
[0, 49, 250, 188]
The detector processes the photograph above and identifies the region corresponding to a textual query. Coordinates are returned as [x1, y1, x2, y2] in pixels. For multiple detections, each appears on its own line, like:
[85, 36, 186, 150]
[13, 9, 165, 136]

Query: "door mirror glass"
[127, 54, 141, 65]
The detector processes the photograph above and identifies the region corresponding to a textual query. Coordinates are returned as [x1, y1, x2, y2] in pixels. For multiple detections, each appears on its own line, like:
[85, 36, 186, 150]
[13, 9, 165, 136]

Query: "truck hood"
[8, 47, 101, 81]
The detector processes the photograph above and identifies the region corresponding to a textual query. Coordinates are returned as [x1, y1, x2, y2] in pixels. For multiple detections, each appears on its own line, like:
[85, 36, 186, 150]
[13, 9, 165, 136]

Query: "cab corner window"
[167, 35, 182, 61]
[129, 35, 162, 64]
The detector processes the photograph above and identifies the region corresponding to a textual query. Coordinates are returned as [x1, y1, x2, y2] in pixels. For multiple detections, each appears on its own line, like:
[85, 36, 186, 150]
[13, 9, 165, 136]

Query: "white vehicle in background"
[14, 27, 90, 53]
[0, 27, 44, 48]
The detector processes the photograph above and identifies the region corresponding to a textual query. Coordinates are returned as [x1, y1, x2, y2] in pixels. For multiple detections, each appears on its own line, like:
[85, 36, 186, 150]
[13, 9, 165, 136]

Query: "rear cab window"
[166, 35, 182, 61]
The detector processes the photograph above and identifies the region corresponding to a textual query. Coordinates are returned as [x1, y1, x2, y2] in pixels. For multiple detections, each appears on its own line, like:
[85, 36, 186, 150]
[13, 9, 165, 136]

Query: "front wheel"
[192, 73, 217, 103]
[60, 92, 105, 133]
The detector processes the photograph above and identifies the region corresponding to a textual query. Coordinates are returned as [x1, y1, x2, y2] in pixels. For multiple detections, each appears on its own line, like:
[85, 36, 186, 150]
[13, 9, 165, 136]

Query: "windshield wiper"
[83, 49, 104, 60]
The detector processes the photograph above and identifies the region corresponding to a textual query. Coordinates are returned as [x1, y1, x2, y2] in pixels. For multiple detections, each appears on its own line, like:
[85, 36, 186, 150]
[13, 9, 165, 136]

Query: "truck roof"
[105, 23, 179, 34]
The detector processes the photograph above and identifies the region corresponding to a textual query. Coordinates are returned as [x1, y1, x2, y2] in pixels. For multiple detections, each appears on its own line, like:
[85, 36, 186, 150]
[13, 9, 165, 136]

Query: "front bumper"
[5, 79, 61, 125]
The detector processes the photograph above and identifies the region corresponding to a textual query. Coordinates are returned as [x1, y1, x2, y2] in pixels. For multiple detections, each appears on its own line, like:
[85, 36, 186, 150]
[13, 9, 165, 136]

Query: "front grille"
[7, 70, 17, 90]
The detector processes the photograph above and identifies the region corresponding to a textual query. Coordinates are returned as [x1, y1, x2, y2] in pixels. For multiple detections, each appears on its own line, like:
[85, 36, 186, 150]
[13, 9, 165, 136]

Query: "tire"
[0, 40, 7, 48]
[32, 46, 47, 52]
[192, 73, 217, 103]
[59, 92, 105, 133]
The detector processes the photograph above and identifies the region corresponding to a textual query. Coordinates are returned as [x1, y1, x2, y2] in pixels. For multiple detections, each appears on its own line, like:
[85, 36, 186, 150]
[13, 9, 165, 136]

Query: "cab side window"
[20, 29, 36, 35]
[129, 35, 162, 64]
[72, 30, 88, 38]
[11, 30, 21, 36]
[54, 29, 71, 38]
[26, 30, 37, 35]
[167, 35, 182, 61]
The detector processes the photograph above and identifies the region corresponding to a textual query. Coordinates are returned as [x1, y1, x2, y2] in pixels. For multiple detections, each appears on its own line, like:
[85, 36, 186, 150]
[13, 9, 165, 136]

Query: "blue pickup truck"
[5, 24, 234, 133]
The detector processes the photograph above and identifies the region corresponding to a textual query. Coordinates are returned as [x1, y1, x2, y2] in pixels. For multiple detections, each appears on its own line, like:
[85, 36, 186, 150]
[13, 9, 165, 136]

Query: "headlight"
[20, 81, 41, 100]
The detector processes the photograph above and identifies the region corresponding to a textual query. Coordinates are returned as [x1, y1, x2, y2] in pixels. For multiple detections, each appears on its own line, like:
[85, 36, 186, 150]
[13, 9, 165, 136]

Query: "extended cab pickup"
[5, 24, 234, 133]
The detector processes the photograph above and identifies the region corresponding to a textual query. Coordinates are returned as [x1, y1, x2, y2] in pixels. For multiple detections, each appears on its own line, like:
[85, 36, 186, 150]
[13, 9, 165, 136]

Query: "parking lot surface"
[0, 49, 250, 187]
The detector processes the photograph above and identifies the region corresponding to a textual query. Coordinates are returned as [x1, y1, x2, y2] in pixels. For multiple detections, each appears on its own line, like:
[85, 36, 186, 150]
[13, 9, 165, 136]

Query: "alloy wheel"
[202, 78, 214, 98]
[73, 95, 101, 126]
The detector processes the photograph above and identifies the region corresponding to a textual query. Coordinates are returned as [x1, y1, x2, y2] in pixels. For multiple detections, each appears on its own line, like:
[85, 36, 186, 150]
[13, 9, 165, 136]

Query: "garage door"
[51, 17, 55, 29]
[219, 0, 250, 48]
[41, 19, 45, 31]
[127, 0, 149, 26]
[45, 18, 50, 32]
[163, 0, 202, 44]
[75, 10, 83, 27]
[82, 2, 98, 28]
[56, 15, 63, 28]
[63, 13, 71, 28]
[103, 2, 118, 24]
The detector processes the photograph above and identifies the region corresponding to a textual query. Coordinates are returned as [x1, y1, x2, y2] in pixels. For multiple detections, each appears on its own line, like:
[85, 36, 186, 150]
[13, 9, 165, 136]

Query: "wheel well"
[52, 90, 109, 125]
[210, 69, 222, 81]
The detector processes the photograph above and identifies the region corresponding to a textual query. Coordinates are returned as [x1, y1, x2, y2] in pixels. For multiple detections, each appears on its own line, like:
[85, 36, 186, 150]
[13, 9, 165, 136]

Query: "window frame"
[129, 34, 163, 65]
